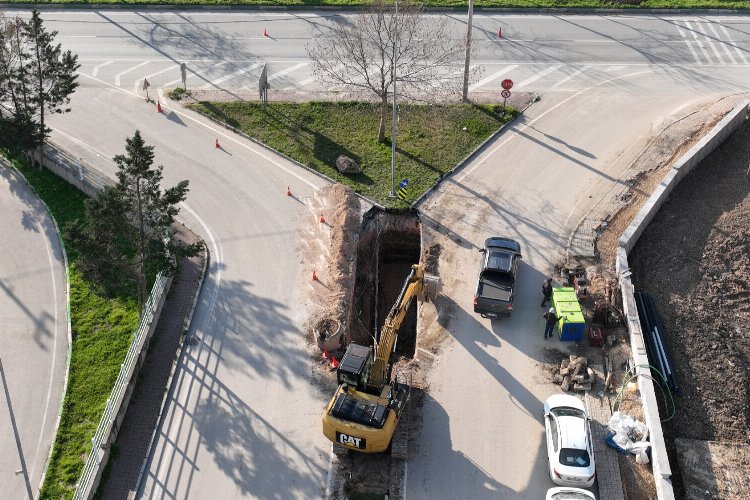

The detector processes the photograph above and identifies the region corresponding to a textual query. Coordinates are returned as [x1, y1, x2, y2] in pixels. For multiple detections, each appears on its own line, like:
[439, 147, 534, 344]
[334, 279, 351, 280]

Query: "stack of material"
[554, 355, 595, 392]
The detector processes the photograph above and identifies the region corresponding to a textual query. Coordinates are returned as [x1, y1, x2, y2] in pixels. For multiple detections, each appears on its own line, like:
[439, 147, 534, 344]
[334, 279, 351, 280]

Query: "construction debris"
[554, 355, 595, 392]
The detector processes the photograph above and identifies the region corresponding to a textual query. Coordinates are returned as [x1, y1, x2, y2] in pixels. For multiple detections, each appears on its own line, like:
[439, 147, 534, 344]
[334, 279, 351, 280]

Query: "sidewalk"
[98, 224, 205, 500]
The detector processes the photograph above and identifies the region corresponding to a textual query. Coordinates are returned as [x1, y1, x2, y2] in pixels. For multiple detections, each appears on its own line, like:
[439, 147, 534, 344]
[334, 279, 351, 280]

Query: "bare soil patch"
[628, 117, 750, 499]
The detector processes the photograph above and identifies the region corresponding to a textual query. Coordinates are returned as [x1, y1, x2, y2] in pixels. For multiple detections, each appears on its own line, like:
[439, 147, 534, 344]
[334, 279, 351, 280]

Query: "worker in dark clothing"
[543, 307, 562, 339]
[541, 278, 553, 307]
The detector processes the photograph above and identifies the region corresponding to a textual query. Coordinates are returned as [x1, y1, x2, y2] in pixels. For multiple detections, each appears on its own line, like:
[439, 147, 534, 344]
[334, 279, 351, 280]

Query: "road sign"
[501, 90, 511, 98]
[180, 63, 187, 88]
[501, 79, 513, 90]
[397, 186, 409, 201]
[142, 78, 150, 91]
[399, 179, 409, 189]
[259, 63, 269, 110]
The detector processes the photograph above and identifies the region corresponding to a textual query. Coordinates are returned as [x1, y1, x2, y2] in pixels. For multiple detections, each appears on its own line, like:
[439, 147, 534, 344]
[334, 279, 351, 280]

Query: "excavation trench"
[349, 209, 421, 359]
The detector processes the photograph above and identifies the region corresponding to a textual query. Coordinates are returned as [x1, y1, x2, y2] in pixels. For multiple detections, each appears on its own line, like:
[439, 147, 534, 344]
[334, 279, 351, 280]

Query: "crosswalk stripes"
[550, 66, 589, 89]
[676, 20, 747, 65]
[164, 61, 228, 87]
[199, 62, 265, 90]
[469, 64, 518, 92]
[135, 64, 179, 93]
[266, 62, 310, 84]
[115, 60, 151, 86]
[92, 61, 114, 78]
[517, 64, 562, 89]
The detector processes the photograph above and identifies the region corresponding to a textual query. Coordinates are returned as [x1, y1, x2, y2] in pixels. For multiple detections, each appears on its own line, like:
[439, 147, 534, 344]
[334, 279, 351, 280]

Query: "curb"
[186, 104, 385, 211]
[411, 93, 539, 210]
[133, 237, 210, 496]
[3, 158, 73, 499]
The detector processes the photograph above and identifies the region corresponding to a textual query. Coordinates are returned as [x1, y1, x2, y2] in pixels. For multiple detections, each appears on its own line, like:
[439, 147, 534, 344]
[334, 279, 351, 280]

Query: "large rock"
[335, 155, 360, 174]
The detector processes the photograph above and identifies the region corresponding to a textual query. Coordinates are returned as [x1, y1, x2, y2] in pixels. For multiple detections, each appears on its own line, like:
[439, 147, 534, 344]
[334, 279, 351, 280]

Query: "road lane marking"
[468, 64, 518, 92]
[266, 62, 310, 83]
[135, 64, 180, 92]
[706, 22, 736, 64]
[675, 24, 702, 65]
[28, 202, 62, 485]
[517, 64, 562, 89]
[199, 62, 264, 89]
[115, 60, 151, 86]
[719, 24, 748, 64]
[92, 60, 114, 77]
[684, 21, 713, 64]
[164, 61, 228, 87]
[695, 22, 725, 64]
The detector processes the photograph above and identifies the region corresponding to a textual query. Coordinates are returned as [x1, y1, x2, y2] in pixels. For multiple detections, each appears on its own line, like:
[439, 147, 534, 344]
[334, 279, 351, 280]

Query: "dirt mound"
[629, 120, 750, 497]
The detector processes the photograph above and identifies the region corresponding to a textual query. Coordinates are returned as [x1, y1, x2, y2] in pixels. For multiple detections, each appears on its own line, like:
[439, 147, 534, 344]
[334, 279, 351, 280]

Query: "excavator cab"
[336, 343, 374, 391]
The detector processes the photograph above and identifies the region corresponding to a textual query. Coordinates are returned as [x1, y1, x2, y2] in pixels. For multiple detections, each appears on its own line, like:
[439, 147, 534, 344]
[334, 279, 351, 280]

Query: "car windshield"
[551, 406, 585, 418]
[487, 251, 512, 271]
[559, 448, 591, 467]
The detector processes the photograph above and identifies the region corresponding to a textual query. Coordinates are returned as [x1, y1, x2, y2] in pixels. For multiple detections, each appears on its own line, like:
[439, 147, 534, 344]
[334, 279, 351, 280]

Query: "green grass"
[191, 100, 517, 208]
[0, 0, 747, 8]
[5, 155, 141, 500]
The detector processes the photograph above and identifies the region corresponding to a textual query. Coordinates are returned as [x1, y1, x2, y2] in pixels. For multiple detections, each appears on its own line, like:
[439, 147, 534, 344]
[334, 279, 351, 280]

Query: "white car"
[543, 394, 596, 488]
[546, 486, 596, 500]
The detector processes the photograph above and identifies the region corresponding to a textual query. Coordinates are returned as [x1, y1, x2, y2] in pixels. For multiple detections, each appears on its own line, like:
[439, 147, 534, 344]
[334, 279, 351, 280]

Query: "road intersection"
[4, 8, 748, 499]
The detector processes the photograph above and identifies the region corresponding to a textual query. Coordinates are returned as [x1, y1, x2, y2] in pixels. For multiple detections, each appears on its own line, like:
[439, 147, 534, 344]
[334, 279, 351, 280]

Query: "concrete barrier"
[616, 100, 748, 500]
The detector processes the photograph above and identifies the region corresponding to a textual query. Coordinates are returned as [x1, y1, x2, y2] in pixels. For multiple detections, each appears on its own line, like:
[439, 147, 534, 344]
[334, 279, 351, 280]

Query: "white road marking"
[684, 21, 713, 64]
[266, 62, 310, 83]
[199, 62, 264, 89]
[719, 24, 748, 64]
[164, 61, 228, 87]
[706, 21, 736, 64]
[695, 22, 725, 64]
[468, 64, 518, 92]
[26, 195, 61, 484]
[115, 60, 151, 87]
[92, 60, 114, 77]
[456, 68, 656, 183]
[675, 24, 702, 65]
[551, 66, 589, 89]
[517, 64, 562, 88]
[135, 64, 180, 93]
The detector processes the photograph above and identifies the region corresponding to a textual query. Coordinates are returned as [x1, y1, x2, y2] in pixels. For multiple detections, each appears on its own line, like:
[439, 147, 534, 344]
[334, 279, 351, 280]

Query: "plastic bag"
[607, 411, 650, 462]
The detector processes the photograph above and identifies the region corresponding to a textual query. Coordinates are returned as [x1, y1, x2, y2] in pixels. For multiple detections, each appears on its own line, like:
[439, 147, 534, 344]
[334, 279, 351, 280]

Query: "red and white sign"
[501, 90, 511, 99]
[501, 79, 514, 90]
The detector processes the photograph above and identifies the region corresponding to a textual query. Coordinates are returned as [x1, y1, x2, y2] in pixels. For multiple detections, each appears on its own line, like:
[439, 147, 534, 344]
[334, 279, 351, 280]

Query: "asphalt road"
[0, 165, 68, 500]
[27, 8, 750, 499]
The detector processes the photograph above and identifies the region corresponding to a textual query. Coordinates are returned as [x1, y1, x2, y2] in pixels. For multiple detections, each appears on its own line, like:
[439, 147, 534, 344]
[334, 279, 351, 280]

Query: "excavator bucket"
[421, 275, 441, 302]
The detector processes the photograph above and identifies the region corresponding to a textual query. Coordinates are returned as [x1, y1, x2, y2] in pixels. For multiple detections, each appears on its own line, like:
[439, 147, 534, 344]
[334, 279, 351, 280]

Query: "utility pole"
[462, 0, 474, 102]
[390, 0, 399, 198]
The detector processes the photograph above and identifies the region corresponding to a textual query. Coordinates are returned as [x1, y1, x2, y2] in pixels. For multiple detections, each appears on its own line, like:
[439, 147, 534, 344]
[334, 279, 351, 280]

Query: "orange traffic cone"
[263, 29, 269, 37]
[156, 101, 162, 113]
[312, 270, 318, 281]
[331, 356, 340, 369]
[287, 186, 292, 197]
[215, 139, 221, 149]
[498, 28, 502, 38]
[320, 215, 326, 224]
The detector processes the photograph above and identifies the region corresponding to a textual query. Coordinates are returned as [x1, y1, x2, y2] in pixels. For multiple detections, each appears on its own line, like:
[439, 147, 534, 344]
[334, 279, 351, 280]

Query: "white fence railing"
[72, 272, 171, 500]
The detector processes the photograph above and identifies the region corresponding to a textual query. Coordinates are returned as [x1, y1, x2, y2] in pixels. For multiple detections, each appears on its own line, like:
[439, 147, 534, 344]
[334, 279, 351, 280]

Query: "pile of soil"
[628, 119, 750, 497]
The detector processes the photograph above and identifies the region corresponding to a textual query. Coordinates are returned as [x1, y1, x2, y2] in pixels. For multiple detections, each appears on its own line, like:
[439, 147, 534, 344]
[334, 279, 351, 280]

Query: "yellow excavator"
[322, 264, 440, 454]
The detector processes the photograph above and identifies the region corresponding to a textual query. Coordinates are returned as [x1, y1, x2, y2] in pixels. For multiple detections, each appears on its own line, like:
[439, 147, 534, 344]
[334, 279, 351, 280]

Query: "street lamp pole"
[390, 0, 399, 198]
[462, 0, 474, 102]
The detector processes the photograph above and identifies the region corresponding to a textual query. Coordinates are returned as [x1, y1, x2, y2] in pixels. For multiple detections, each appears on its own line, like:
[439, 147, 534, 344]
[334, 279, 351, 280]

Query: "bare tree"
[307, 0, 466, 143]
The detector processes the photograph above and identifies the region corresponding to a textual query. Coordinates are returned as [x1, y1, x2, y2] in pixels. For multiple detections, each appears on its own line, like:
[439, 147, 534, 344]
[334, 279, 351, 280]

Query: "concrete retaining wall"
[616, 100, 748, 500]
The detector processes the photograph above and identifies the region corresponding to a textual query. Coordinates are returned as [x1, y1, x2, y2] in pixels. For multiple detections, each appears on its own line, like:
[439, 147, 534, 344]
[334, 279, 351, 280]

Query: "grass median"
[0, 0, 746, 9]
[5, 154, 143, 500]
[190, 100, 518, 208]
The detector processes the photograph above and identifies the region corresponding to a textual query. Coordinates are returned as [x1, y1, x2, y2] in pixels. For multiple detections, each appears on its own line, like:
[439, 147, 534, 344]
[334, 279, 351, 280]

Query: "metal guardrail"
[73, 272, 170, 500]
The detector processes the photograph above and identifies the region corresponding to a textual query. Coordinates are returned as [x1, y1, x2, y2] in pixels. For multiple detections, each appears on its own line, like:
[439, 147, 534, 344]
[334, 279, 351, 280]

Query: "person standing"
[543, 307, 562, 339]
[541, 278, 553, 307]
